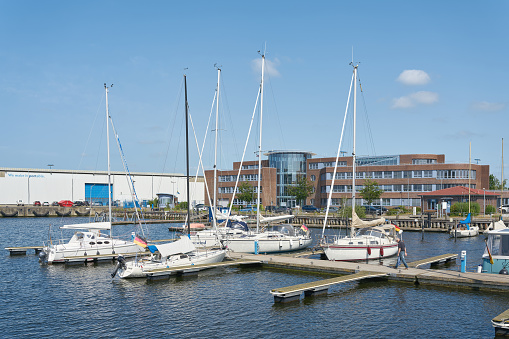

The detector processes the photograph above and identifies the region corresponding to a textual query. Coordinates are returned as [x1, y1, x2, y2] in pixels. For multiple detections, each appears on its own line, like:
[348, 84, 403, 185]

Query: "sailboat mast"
[104, 84, 112, 225]
[351, 64, 358, 237]
[213, 68, 221, 229]
[468, 142, 471, 214]
[185, 74, 191, 236]
[256, 53, 265, 233]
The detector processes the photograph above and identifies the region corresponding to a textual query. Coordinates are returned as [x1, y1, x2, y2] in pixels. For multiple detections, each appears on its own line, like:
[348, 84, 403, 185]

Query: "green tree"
[287, 177, 314, 206]
[359, 179, 383, 206]
[176, 201, 188, 210]
[490, 174, 507, 190]
[450, 201, 480, 216]
[236, 182, 255, 206]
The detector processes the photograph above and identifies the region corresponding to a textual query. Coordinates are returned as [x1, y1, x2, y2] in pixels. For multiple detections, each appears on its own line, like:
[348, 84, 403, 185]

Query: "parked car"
[51, 201, 59, 206]
[274, 206, 291, 214]
[58, 200, 73, 207]
[194, 203, 208, 212]
[265, 205, 277, 212]
[92, 201, 103, 206]
[363, 205, 381, 215]
[42, 202, 50, 206]
[500, 205, 509, 213]
[240, 205, 257, 212]
[33, 201, 41, 206]
[16, 200, 24, 206]
[73, 201, 83, 207]
[302, 205, 319, 212]
[82, 201, 90, 206]
[324, 206, 340, 213]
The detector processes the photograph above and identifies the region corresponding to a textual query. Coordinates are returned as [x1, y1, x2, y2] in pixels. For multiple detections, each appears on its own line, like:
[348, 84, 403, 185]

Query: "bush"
[485, 205, 496, 214]
[340, 206, 366, 219]
[450, 202, 480, 216]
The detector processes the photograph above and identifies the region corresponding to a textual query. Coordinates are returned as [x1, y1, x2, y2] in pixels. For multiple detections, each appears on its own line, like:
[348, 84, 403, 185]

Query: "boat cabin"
[482, 228, 509, 274]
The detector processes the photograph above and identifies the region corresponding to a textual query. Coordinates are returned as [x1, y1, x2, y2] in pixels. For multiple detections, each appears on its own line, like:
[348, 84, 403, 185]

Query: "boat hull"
[324, 243, 398, 261]
[225, 237, 312, 253]
[45, 241, 143, 264]
[118, 249, 226, 278]
[449, 226, 479, 238]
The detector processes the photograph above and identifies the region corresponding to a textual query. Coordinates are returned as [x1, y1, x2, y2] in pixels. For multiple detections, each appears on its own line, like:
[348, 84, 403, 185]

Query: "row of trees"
[234, 177, 384, 207]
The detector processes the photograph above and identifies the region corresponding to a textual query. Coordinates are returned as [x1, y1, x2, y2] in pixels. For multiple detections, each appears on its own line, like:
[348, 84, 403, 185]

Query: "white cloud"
[391, 91, 439, 109]
[471, 101, 506, 112]
[396, 70, 431, 85]
[251, 57, 281, 77]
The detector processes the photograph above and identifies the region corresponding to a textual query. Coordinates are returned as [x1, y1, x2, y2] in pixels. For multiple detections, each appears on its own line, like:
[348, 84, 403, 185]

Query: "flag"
[485, 240, 494, 265]
[301, 224, 309, 232]
[394, 225, 401, 232]
[134, 234, 147, 248]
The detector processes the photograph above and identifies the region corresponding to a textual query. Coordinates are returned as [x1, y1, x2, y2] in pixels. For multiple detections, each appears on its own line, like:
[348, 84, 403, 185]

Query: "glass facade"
[267, 151, 313, 207]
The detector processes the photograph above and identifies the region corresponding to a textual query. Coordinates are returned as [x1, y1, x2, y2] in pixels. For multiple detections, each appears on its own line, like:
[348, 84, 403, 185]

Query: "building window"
[412, 158, 437, 164]
[403, 171, 412, 178]
[413, 184, 422, 191]
[309, 163, 319, 170]
[393, 185, 402, 192]
[423, 170, 433, 178]
[356, 172, 364, 179]
[413, 170, 422, 178]
[310, 174, 316, 181]
[393, 171, 402, 179]
[423, 184, 432, 191]
[374, 171, 382, 179]
[383, 171, 392, 179]
[383, 185, 392, 192]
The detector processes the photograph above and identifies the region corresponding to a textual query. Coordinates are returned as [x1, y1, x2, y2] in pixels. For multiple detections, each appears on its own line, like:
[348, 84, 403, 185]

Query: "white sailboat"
[40, 84, 145, 264]
[320, 62, 399, 261]
[224, 50, 312, 254]
[112, 74, 226, 278]
[450, 143, 479, 238]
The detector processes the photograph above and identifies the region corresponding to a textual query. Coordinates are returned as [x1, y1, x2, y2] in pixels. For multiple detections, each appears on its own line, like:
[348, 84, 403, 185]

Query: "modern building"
[203, 150, 313, 208]
[308, 154, 490, 209]
[0, 167, 204, 206]
[205, 152, 509, 211]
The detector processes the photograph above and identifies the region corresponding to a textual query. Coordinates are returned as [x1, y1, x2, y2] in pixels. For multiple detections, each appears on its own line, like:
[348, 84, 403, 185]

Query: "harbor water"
[1, 217, 508, 338]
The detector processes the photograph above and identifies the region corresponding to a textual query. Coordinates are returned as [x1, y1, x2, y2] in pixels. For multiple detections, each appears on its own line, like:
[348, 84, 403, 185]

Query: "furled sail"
[351, 209, 385, 228]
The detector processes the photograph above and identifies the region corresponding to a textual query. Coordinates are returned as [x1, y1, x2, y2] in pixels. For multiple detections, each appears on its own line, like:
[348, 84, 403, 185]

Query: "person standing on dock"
[395, 238, 408, 269]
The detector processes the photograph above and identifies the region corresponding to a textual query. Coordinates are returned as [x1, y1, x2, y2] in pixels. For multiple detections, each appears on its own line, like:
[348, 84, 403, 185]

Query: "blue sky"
[1, 1, 508, 181]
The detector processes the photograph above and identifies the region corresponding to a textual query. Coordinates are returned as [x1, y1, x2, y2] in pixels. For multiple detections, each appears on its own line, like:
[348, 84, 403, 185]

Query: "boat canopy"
[351, 209, 385, 229]
[485, 229, 509, 257]
[156, 236, 195, 258]
[60, 222, 112, 230]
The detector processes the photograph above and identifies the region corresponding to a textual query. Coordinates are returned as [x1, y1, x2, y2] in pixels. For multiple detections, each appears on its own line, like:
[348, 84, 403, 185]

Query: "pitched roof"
[419, 186, 499, 197]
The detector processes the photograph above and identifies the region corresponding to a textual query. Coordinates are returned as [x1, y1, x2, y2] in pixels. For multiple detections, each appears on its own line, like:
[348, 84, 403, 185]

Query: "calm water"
[1, 217, 508, 338]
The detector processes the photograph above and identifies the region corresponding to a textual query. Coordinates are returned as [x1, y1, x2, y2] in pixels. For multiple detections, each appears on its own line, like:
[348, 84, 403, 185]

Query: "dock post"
[460, 250, 466, 273]
[254, 240, 259, 255]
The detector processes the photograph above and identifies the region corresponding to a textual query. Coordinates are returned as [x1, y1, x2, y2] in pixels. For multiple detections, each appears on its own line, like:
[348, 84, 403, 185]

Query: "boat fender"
[367, 247, 371, 255]
[380, 247, 384, 257]
[500, 268, 509, 275]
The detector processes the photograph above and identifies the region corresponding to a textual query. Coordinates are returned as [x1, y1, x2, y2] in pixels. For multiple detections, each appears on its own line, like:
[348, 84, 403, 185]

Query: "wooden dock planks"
[270, 271, 388, 302]
[5, 246, 43, 255]
[407, 253, 457, 268]
[492, 308, 509, 336]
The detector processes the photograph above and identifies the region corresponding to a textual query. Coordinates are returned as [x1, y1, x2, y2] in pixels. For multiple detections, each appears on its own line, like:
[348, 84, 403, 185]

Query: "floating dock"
[492, 308, 509, 336]
[271, 271, 387, 303]
[5, 246, 43, 255]
[228, 252, 509, 303]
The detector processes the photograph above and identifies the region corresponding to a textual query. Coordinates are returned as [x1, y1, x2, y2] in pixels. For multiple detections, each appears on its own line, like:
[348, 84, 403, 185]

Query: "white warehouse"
[0, 167, 205, 207]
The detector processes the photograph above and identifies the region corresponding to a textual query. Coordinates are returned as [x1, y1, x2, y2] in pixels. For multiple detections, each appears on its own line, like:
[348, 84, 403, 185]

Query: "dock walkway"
[5, 246, 43, 255]
[492, 308, 509, 336]
[228, 252, 509, 302]
[407, 253, 457, 268]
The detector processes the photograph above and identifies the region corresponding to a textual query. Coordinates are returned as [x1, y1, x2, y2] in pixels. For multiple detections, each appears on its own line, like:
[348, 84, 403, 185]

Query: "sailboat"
[320, 62, 400, 261]
[40, 84, 145, 264]
[224, 51, 312, 254]
[190, 67, 251, 249]
[450, 143, 479, 238]
[112, 74, 226, 278]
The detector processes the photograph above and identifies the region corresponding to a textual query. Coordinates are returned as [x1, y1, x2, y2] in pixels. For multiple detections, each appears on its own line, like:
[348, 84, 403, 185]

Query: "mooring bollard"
[461, 250, 466, 273]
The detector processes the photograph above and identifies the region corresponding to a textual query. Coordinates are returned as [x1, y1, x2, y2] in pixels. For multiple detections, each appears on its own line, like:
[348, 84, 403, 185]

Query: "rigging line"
[78, 93, 105, 170]
[157, 77, 184, 194]
[224, 87, 261, 227]
[109, 115, 147, 238]
[321, 70, 355, 239]
[94, 110, 106, 172]
[357, 70, 376, 156]
[172, 105, 185, 175]
[220, 75, 240, 161]
[266, 72, 286, 150]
